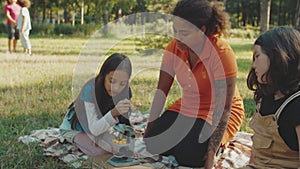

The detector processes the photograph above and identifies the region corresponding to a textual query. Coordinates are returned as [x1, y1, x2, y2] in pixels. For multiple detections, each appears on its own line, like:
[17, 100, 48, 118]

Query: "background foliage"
[0, 0, 299, 36]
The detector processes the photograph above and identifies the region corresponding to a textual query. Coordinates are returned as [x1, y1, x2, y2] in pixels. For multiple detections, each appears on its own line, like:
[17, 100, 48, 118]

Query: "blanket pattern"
[18, 128, 252, 168]
[214, 132, 252, 168]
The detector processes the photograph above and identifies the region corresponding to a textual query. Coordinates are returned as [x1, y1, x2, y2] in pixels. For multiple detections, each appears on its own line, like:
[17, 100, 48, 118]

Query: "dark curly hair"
[172, 0, 230, 37]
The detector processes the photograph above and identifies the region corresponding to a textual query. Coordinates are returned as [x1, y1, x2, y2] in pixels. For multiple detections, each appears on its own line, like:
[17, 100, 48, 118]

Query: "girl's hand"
[111, 99, 130, 117]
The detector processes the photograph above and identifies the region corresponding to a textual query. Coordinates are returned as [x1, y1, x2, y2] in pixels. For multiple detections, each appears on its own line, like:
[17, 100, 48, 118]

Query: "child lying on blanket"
[59, 53, 133, 156]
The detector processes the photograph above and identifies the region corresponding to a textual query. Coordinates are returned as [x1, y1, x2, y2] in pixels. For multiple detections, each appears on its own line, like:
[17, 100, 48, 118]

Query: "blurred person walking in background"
[4, 0, 21, 53]
[17, 0, 32, 56]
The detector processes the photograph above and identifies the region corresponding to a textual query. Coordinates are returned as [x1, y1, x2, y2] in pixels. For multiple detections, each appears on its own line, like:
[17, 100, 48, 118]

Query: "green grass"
[0, 36, 255, 168]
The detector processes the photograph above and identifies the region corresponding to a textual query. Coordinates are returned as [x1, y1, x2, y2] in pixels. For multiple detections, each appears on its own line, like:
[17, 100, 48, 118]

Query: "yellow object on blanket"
[112, 138, 127, 145]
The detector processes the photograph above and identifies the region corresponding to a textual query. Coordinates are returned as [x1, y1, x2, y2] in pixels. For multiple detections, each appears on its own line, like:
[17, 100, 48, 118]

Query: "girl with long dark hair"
[241, 26, 300, 168]
[60, 53, 132, 156]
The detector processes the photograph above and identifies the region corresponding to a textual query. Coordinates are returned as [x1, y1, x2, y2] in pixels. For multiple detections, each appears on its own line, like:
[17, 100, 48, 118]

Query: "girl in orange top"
[144, 0, 244, 168]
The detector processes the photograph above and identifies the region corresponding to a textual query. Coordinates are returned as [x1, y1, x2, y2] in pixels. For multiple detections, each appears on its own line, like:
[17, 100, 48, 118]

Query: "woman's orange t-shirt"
[161, 37, 244, 143]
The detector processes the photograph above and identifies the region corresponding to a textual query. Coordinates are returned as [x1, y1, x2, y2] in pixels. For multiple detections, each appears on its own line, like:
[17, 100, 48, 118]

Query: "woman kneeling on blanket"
[241, 27, 300, 168]
[59, 53, 132, 156]
[143, 0, 245, 168]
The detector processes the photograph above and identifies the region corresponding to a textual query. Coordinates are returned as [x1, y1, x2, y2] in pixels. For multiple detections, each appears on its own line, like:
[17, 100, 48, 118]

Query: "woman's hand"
[111, 99, 130, 117]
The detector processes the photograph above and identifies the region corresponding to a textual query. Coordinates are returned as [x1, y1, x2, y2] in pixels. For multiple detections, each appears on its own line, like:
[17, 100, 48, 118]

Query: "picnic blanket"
[18, 128, 88, 168]
[214, 132, 252, 168]
[132, 131, 252, 169]
[18, 112, 252, 168]
[18, 128, 252, 168]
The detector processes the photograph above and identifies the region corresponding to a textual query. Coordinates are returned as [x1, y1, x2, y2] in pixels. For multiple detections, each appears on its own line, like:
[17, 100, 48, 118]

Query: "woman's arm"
[296, 125, 300, 161]
[205, 77, 236, 169]
[147, 70, 174, 123]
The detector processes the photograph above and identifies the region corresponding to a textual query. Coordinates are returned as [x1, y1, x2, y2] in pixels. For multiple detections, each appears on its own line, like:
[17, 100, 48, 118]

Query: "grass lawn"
[0, 36, 255, 168]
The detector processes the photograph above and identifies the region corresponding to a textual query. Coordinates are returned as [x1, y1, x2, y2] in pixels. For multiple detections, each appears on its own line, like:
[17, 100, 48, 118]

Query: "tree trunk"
[277, 0, 282, 25]
[81, 0, 84, 24]
[102, 10, 108, 36]
[50, 9, 52, 24]
[32, 0, 37, 22]
[57, 11, 60, 24]
[260, 0, 271, 34]
[63, 7, 68, 23]
[241, 0, 247, 26]
[72, 13, 75, 26]
[94, 1, 103, 24]
[295, 0, 300, 29]
[257, 0, 260, 26]
[42, 0, 46, 23]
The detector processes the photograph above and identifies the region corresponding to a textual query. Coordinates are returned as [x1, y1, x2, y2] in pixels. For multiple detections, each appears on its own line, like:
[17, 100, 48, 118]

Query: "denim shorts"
[7, 24, 19, 39]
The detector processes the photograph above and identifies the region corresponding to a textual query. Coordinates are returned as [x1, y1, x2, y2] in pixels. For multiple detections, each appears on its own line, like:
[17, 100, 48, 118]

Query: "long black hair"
[95, 53, 132, 123]
[247, 26, 300, 102]
[70, 53, 132, 130]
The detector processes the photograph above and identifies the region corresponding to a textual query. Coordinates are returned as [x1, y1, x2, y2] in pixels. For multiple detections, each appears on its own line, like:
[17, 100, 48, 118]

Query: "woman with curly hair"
[143, 0, 244, 168]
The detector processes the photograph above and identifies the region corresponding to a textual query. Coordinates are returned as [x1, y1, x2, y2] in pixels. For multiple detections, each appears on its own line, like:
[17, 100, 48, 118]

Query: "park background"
[0, 0, 299, 168]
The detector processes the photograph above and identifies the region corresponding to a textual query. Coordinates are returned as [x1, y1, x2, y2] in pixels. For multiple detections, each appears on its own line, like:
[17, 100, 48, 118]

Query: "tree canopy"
[1, 0, 299, 29]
